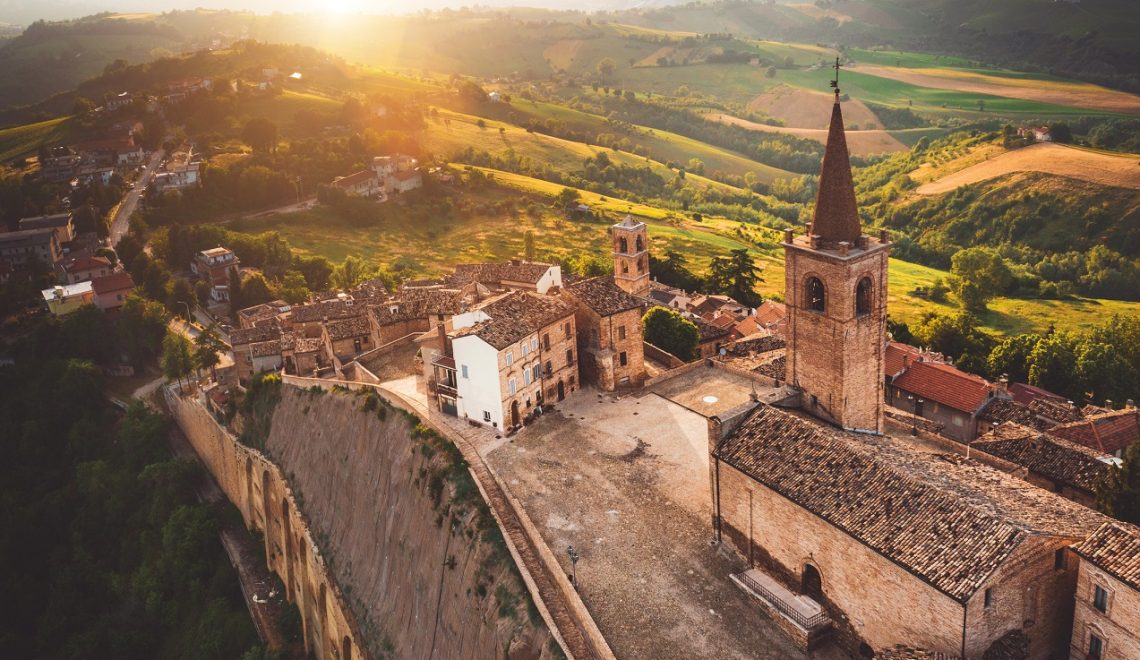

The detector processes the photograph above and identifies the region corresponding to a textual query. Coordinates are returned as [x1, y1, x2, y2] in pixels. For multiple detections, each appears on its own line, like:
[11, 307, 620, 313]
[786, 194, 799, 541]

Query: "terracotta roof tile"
[717, 405, 1105, 601]
[565, 276, 644, 316]
[892, 360, 993, 413]
[331, 170, 375, 188]
[1073, 522, 1140, 591]
[90, 272, 135, 294]
[979, 398, 1052, 431]
[457, 291, 575, 350]
[972, 422, 1111, 492]
[1050, 409, 1140, 454]
[324, 315, 372, 341]
[447, 261, 556, 287]
[230, 324, 281, 346]
[885, 342, 922, 378]
[290, 299, 364, 324]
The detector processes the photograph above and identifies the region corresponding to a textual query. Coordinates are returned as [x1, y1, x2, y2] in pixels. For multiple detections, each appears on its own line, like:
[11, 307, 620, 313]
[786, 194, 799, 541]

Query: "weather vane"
[830, 57, 841, 98]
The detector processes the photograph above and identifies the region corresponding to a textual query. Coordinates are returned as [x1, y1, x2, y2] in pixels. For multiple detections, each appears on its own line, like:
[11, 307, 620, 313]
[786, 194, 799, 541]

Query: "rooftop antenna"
[830, 57, 841, 99]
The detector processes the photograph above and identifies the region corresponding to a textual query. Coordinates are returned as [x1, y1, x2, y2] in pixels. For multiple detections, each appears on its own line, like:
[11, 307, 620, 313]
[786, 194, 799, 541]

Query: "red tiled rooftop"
[1073, 522, 1140, 591]
[1050, 408, 1140, 454]
[91, 272, 135, 294]
[892, 360, 993, 413]
[885, 342, 922, 378]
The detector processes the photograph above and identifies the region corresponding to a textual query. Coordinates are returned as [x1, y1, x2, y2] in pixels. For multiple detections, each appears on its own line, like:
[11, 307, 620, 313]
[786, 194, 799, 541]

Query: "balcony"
[434, 381, 458, 397]
[730, 569, 831, 651]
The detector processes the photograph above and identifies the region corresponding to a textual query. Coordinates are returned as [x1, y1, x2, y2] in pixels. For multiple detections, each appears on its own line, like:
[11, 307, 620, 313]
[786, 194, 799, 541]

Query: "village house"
[330, 170, 381, 198]
[436, 291, 577, 430]
[646, 281, 693, 311]
[237, 299, 292, 329]
[735, 299, 787, 338]
[1049, 407, 1140, 459]
[40, 150, 82, 183]
[0, 228, 62, 267]
[321, 315, 376, 363]
[446, 260, 563, 296]
[58, 254, 112, 284]
[191, 247, 240, 303]
[888, 359, 996, 442]
[19, 212, 75, 245]
[562, 275, 647, 391]
[287, 298, 366, 338]
[971, 422, 1113, 507]
[73, 137, 143, 167]
[372, 287, 466, 344]
[41, 282, 95, 316]
[77, 166, 115, 187]
[1070, 522, 1140, 660]
[387, 170, 422, 194]
[230, 324, 284, 385]
[90, 272, 136, 313]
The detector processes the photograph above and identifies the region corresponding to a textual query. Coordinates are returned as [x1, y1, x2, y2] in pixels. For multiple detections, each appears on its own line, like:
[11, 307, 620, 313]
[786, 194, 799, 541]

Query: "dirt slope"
[914, 143, 1140, 195]
[748, 86, 885, 129]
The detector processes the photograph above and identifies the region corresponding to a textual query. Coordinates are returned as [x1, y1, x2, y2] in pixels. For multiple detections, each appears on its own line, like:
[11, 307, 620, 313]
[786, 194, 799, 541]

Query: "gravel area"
[485, 378, 849, 660]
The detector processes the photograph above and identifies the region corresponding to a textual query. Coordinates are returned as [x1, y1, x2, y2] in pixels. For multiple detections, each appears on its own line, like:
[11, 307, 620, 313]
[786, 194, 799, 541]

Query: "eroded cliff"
[263, 385, 553, 659]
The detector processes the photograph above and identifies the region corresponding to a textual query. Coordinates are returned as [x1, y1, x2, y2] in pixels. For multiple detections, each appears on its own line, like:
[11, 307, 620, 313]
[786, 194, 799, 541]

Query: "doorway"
[557, 380, 565, 401]
[510, 400, 520, 427]
[802, 563, 822, 599]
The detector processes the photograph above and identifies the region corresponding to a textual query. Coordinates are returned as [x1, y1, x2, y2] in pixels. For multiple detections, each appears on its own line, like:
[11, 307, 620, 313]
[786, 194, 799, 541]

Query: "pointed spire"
[809, 99, 862, 245]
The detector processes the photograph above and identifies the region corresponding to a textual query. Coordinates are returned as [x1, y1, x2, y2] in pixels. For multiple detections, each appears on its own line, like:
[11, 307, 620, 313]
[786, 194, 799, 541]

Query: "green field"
[0, 116, 73, 162]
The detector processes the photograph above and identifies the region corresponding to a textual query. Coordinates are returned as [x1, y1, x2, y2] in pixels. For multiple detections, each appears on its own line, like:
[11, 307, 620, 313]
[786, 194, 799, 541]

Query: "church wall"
[963, 535, 1080, 659]
[716, 460, 965, 656]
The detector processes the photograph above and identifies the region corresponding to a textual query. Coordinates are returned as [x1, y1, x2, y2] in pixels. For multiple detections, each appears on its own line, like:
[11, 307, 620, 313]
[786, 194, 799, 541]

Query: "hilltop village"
[136, 94, 1139, 660]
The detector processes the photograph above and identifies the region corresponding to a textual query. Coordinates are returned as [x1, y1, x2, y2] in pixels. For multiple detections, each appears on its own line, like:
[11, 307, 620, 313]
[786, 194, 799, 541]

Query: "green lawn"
[0, 116, 74, 162]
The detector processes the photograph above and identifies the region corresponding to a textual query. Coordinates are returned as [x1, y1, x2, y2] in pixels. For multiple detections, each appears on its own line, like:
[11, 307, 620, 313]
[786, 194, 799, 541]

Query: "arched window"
[619, 237, 628, 254]
[856, 277, 873, 316]
[806, 277, 826, 312]
[635, 235, 644, 252]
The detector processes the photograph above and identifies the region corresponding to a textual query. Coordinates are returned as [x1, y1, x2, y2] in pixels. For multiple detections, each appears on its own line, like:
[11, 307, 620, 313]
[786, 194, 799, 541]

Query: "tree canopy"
[642, 307, 700, 361]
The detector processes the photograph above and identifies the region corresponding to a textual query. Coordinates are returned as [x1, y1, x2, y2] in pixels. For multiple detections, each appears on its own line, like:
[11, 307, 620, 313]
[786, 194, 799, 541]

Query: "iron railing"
[735, 572, 831, 631]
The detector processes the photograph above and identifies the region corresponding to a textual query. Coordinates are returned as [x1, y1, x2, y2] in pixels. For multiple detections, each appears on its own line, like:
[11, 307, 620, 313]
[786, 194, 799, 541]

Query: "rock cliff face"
[264, 386, 551, 659]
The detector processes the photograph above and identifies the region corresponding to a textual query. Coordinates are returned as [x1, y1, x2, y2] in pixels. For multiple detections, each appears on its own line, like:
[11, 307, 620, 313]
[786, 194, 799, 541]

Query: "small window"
[461, 365, 469, 379]
[1054, 548, 1065, 570]
[1093, 585, 1108, 613]
[508, 378, 517, 395]
[544, 361, 552, 375]
[523, 370, 531, 386]
[617, 325, 626, 340]
[531, 337, 538, 351]
[619, 351, 628, 367]
[984, 588, 994, 609]
[1089, 633, 1103, 659]
[806, 277, 826, 312]
[543, 334, 550, 351]
[564, 322, 571, 338]
[622, 262, 629, 274]
[533, 364, 541, 381]
[856, 277, 873, 316]
[505, 351, 513, 366]
[483, 410, 491, 422]
[566, 349, 574, 366]
[521, 343, 529, 357]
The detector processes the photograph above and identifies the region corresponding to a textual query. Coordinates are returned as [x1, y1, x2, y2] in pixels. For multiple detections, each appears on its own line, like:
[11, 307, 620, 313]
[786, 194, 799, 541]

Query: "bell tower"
[612, 215, 649, 297]
[784, 66, 889, 433]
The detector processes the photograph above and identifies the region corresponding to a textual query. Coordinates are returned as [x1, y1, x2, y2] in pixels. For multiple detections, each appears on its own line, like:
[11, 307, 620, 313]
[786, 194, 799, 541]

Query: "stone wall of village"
[165, 389, 363, 660]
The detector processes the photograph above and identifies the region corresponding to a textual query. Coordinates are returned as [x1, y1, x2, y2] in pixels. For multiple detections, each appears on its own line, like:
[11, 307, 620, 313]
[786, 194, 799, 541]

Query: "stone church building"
[708, 94, 1107, 658]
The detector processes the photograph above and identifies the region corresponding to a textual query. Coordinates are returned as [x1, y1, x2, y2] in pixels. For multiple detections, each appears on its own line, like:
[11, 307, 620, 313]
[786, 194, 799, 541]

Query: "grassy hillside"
[0, 116, 73, 162]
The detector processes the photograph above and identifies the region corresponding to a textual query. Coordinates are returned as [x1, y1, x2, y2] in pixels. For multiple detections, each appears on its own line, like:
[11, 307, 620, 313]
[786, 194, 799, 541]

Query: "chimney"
[1106, 399, 1114, 410]
[1127, 399, 1135, 409]
[438, 321, 451, 358]
[996, 374, 1009, 397]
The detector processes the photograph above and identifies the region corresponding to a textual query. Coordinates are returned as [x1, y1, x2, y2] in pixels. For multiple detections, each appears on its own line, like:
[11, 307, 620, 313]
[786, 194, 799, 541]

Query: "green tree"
[331, 255, 371, 290]
[650, 250, 702, 291]
[168, 278, 197, 318]
[162, 332, 194, 392]
[193, 324, 226, 380]
[642, 307, 700, 361]
[1097, 442, 1140, 525]
[277, 271, 311, 304]
[986, 333, 1041, 383]
[597, 57, 616, 79]
[948, 247, 1012, 312]
[1027, 332, 1077, 396]
[239, 273, 273, 309]
[241, 117, 278, 154]
[555, 187, 581, 208]
[117, 293, 168, 366]
[523, 231, 536, 261]
[911, 311, 995, 375]
[706, 248, 763, 308]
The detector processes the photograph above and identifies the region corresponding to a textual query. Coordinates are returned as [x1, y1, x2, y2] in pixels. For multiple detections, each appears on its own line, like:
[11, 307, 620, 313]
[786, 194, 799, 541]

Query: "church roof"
[809, 101, 862, 244]
[716, 404, 1105, 602]
[972, 422, 1111, 493]
[565, 276, 644, 316]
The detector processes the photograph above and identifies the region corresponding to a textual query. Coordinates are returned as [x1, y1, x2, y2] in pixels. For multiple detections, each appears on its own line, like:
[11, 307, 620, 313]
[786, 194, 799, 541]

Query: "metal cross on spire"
[830, 57, 841, 98]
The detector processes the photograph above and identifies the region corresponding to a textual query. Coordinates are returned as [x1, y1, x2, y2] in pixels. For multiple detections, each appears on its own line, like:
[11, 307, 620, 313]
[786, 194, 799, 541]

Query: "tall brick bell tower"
[612, 215, 650, 298]
[784, 70, 889, 433]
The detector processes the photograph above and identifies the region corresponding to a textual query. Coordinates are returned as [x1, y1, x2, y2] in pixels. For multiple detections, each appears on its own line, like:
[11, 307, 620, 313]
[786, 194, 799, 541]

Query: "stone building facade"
[611, 216, 649, 298]
[782, 100, 888, 433]
[562, 276, 646, 391]
[1071, 522, 1140, 660]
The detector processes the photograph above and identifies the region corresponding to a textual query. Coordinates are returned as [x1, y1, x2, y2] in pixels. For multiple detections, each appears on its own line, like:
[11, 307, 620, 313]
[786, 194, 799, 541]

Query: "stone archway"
[282, 498, 294, 600]
[802, 563, 823, 599]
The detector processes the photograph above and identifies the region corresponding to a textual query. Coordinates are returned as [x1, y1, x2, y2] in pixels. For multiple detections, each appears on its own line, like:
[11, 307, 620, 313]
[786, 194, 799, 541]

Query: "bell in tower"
[783, 74, 890, 433]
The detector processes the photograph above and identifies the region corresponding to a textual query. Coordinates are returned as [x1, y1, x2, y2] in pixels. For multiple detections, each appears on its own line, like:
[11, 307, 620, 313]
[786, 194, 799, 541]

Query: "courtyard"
[478, 367, 846, 660]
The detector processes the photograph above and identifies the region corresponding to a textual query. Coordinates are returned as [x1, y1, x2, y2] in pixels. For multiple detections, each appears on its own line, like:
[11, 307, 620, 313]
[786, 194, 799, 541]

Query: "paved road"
[110, 148, 164, 246]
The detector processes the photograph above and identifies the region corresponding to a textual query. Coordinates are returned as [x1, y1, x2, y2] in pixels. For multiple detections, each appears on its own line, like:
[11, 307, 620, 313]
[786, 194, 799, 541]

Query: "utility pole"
[566, 545, 580, 588]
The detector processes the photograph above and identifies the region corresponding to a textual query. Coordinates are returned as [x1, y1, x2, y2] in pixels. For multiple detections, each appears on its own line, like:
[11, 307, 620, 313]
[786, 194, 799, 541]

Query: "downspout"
[961, 600, 968, 659]
[714, 454, 722, 543]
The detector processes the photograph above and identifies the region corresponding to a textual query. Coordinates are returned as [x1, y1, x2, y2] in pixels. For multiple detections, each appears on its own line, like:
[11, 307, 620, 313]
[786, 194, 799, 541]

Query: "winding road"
[110, 148, 164, 246]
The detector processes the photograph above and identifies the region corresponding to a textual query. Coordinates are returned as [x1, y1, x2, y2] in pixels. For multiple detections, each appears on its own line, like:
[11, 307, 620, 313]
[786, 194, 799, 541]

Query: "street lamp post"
[178, 301, 192, 324]
[566, 545, 580, 588]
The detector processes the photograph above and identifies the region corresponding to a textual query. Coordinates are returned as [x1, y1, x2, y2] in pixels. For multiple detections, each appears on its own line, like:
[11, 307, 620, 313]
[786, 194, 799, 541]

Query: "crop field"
[238, 89, 341, 126]
[914, 143, 1140, 195]
[0, 116, 73, 162]
[747, 85, 886, 128]
[705, 112, 908, 156]
[851, 65, 1140, 116]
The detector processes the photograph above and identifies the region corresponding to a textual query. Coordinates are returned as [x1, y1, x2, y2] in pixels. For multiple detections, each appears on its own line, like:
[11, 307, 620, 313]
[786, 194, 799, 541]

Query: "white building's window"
[483, 411, 491, 422]
[505, 351, 513, 366]
[509, 378, 517, 395]
[461, 365, 469, 379]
